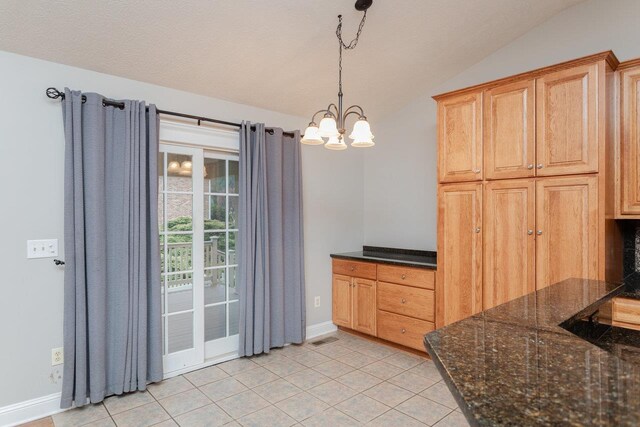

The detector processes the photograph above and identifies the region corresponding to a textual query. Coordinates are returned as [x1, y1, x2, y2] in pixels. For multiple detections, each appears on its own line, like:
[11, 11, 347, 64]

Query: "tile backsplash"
[621, 220, 640, 278]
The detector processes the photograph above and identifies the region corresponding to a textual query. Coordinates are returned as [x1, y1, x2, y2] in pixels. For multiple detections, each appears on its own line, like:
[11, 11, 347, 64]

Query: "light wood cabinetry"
[618, 61, 640, 216]
[536, 64, 598, 176]
[438, 91, 483, 183]
[483, 180, 535, 309]
[535, 176, 599, 289]
[435, 52, 621, 328]
[484, 79, 535, 180]
[437, 183, 483, 326]
[612, 297, 640, 331]
[332, 258, 435, 352]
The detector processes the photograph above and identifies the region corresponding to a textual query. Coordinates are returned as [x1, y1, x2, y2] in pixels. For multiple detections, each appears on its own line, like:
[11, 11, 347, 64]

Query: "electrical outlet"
[52, 347, 64, 366]
[314, 296, 321, 308]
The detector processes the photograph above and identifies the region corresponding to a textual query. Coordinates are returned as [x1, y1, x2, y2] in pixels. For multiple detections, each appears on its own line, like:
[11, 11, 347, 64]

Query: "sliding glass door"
[158, 126, 240, 375]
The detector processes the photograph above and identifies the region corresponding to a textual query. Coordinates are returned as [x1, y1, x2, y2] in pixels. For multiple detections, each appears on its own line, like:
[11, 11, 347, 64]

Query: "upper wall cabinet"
[619, 62, 640, 216]
[438, 92, 483, 183]
[536, 64, 598, 176]
[484, 80, 535, 180]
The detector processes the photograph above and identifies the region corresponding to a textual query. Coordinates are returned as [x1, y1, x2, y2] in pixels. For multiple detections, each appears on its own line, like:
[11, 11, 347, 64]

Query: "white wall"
[363, 0, 640, 250]
[0, 50, 363, 409]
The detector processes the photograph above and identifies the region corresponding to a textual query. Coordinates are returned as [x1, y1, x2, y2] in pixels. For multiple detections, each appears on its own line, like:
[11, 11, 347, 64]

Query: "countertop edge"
[330, 253, 437, 269]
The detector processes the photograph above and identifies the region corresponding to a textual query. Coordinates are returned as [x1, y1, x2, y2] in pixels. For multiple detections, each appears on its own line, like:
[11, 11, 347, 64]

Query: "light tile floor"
[21, 331, 469, 427]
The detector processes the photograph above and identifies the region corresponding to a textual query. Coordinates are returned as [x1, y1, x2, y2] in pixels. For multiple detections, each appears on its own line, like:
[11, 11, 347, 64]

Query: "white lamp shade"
[349, 119, 375, 147]
[318, 117, 339, 138]
[181, 160, 192, 170]
[168, 161, 180, 172]
[301, 125, 325, 145]
[324, 135, 347, 151]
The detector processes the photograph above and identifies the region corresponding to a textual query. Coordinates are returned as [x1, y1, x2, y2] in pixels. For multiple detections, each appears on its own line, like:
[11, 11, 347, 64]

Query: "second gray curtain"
[238, 122, 306, 356]
[61, 89, 163, 408]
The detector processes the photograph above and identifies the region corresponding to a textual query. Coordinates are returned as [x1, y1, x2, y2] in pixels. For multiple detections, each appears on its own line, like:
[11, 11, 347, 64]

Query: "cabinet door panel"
[437, 183, 483, 326]
[484, 180, 535, 309]
[536, 64, 598, 176]
[484, 80, 535, 179]
[438, 92, 483, 183]
[353, 278, 377, 336]
[621, 66, 640, 214]
[535, 176, 598, 289]
[332, 274, 352, 328]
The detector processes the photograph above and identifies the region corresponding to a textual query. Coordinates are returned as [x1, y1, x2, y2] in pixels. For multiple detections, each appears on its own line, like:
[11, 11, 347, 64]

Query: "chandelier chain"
[336, 10, 368, 98]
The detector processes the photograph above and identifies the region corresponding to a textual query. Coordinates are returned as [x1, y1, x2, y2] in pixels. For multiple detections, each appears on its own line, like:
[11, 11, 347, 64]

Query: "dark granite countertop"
[330, 246, 437, 269]
[424, 278, 640, 426]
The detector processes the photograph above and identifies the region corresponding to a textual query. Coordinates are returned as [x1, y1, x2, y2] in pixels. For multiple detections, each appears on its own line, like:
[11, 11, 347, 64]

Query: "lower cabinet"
[332, 258, 436, 352]
[612, 297, 640, 331]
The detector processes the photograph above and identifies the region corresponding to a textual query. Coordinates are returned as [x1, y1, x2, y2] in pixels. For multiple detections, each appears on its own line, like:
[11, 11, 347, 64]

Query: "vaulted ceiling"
[0, 0, 584, 120]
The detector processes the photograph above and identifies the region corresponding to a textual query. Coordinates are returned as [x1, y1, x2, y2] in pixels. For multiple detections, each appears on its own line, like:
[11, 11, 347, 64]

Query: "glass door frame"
[159, 120, 240, 377]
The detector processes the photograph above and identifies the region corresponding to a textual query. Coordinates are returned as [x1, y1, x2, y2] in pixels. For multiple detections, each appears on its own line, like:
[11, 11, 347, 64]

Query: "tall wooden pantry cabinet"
[435, 51, 622, 327]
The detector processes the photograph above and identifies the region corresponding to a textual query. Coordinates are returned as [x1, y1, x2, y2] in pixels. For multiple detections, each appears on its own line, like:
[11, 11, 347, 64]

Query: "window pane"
[165, 234, 193, 272]
[167, 153, 193, 192]
[204, 232, 226, 267]
[228, 196, 239, 229]
[229, 301, 239, 336]
[204, 268, 226, 305]
[166, 272, 193, 313]
[168, 311, 193, 353]
[204, 196, 226, 230]
[166, 194, 193, 230]
[229, 160, 239, 194]
[158, 193, 164, 232]
[204, 158, 226, 193]
[228, 231, 237, 265]
[229, 266, 238, 301]
[205, 305, 226, 342]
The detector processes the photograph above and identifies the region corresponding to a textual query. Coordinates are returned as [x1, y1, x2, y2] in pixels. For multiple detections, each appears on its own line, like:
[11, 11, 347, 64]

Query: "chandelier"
[301, 0, 374, 150]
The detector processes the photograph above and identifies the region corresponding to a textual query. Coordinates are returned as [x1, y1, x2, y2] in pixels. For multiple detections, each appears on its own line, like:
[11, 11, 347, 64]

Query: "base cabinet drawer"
[377, 282, 434, 322]
[377, 310, 434, 352]
[613, 297, 640, 330]
[377, 264, 435, 289]
[332, 259, 377, 280]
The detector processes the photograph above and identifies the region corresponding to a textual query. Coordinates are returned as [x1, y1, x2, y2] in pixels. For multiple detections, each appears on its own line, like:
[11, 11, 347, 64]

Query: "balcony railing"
[162, 239, 235, 290]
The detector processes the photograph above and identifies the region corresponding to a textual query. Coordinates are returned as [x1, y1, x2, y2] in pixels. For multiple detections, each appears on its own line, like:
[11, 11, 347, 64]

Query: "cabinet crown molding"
[432, 50, 619, 101]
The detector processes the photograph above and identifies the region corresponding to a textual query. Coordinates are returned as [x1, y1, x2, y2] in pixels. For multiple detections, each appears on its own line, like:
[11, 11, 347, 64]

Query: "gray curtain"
[238, 122, 306, 356]
[61, 89, 163, 408]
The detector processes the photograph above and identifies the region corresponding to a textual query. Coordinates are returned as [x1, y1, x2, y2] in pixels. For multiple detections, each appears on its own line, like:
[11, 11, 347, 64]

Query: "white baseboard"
[1, 322, 338, 426]
[306, 320, 338, 339]
[0, 392, 64, 427]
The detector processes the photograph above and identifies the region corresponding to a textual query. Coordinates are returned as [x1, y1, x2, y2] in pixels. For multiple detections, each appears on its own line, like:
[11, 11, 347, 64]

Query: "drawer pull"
[350, 266, 356, 271]
[401, 298, 406, 304]
[401, 328, 406, 334]
[401, 274, 406, 279]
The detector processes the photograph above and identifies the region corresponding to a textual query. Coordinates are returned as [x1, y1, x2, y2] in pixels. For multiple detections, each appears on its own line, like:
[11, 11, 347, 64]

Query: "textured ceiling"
[0, 0, 584, 120]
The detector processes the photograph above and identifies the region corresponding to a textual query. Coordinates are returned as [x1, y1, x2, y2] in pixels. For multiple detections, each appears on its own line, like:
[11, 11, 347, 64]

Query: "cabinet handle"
[527, 164, 534, 170]
[401, 274, 407, 280]
[527, 229, 533, 235]
[474, 169, 481, 174]
[537, 164, 543, 169]
[475, 227, 481, 233]
[401, 328, 406, 334]
[537, 230, 542, 235]
[401, 298, 406, 304]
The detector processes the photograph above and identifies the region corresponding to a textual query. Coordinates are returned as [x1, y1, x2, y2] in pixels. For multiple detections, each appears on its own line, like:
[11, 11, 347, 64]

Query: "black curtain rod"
[45, 88, 297, 138]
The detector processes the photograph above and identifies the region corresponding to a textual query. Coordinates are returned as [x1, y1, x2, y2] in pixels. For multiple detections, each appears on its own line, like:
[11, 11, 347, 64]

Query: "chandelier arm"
[342, 110, 363, 127]
[310, 109, 330, 124]
[326, 103, 339, 118]
[343, 105, 365, 117]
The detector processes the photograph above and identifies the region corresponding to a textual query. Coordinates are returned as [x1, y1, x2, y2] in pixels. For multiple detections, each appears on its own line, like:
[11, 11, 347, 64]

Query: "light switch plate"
[27, 239, 58, 259]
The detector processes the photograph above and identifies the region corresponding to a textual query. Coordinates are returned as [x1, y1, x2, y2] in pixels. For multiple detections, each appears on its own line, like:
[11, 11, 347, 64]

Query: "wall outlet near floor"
[314, 296, 321, 308]
[52, 347, 64, 366]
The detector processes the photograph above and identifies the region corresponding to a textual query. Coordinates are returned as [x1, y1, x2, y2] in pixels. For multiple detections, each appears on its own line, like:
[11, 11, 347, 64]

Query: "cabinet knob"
[401, 328, 406, 334]
[401, 298, 406, 304]
[527, 229, 533, 235]
[475, 227, 481, 233]
[350, 266, 355, 271]
[401, 274, 406, 279]
[474, 169, 481, 174]
[537, 230, 543, 235]
[527, 164, 534, 170]
[537, 164, 543, 169]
